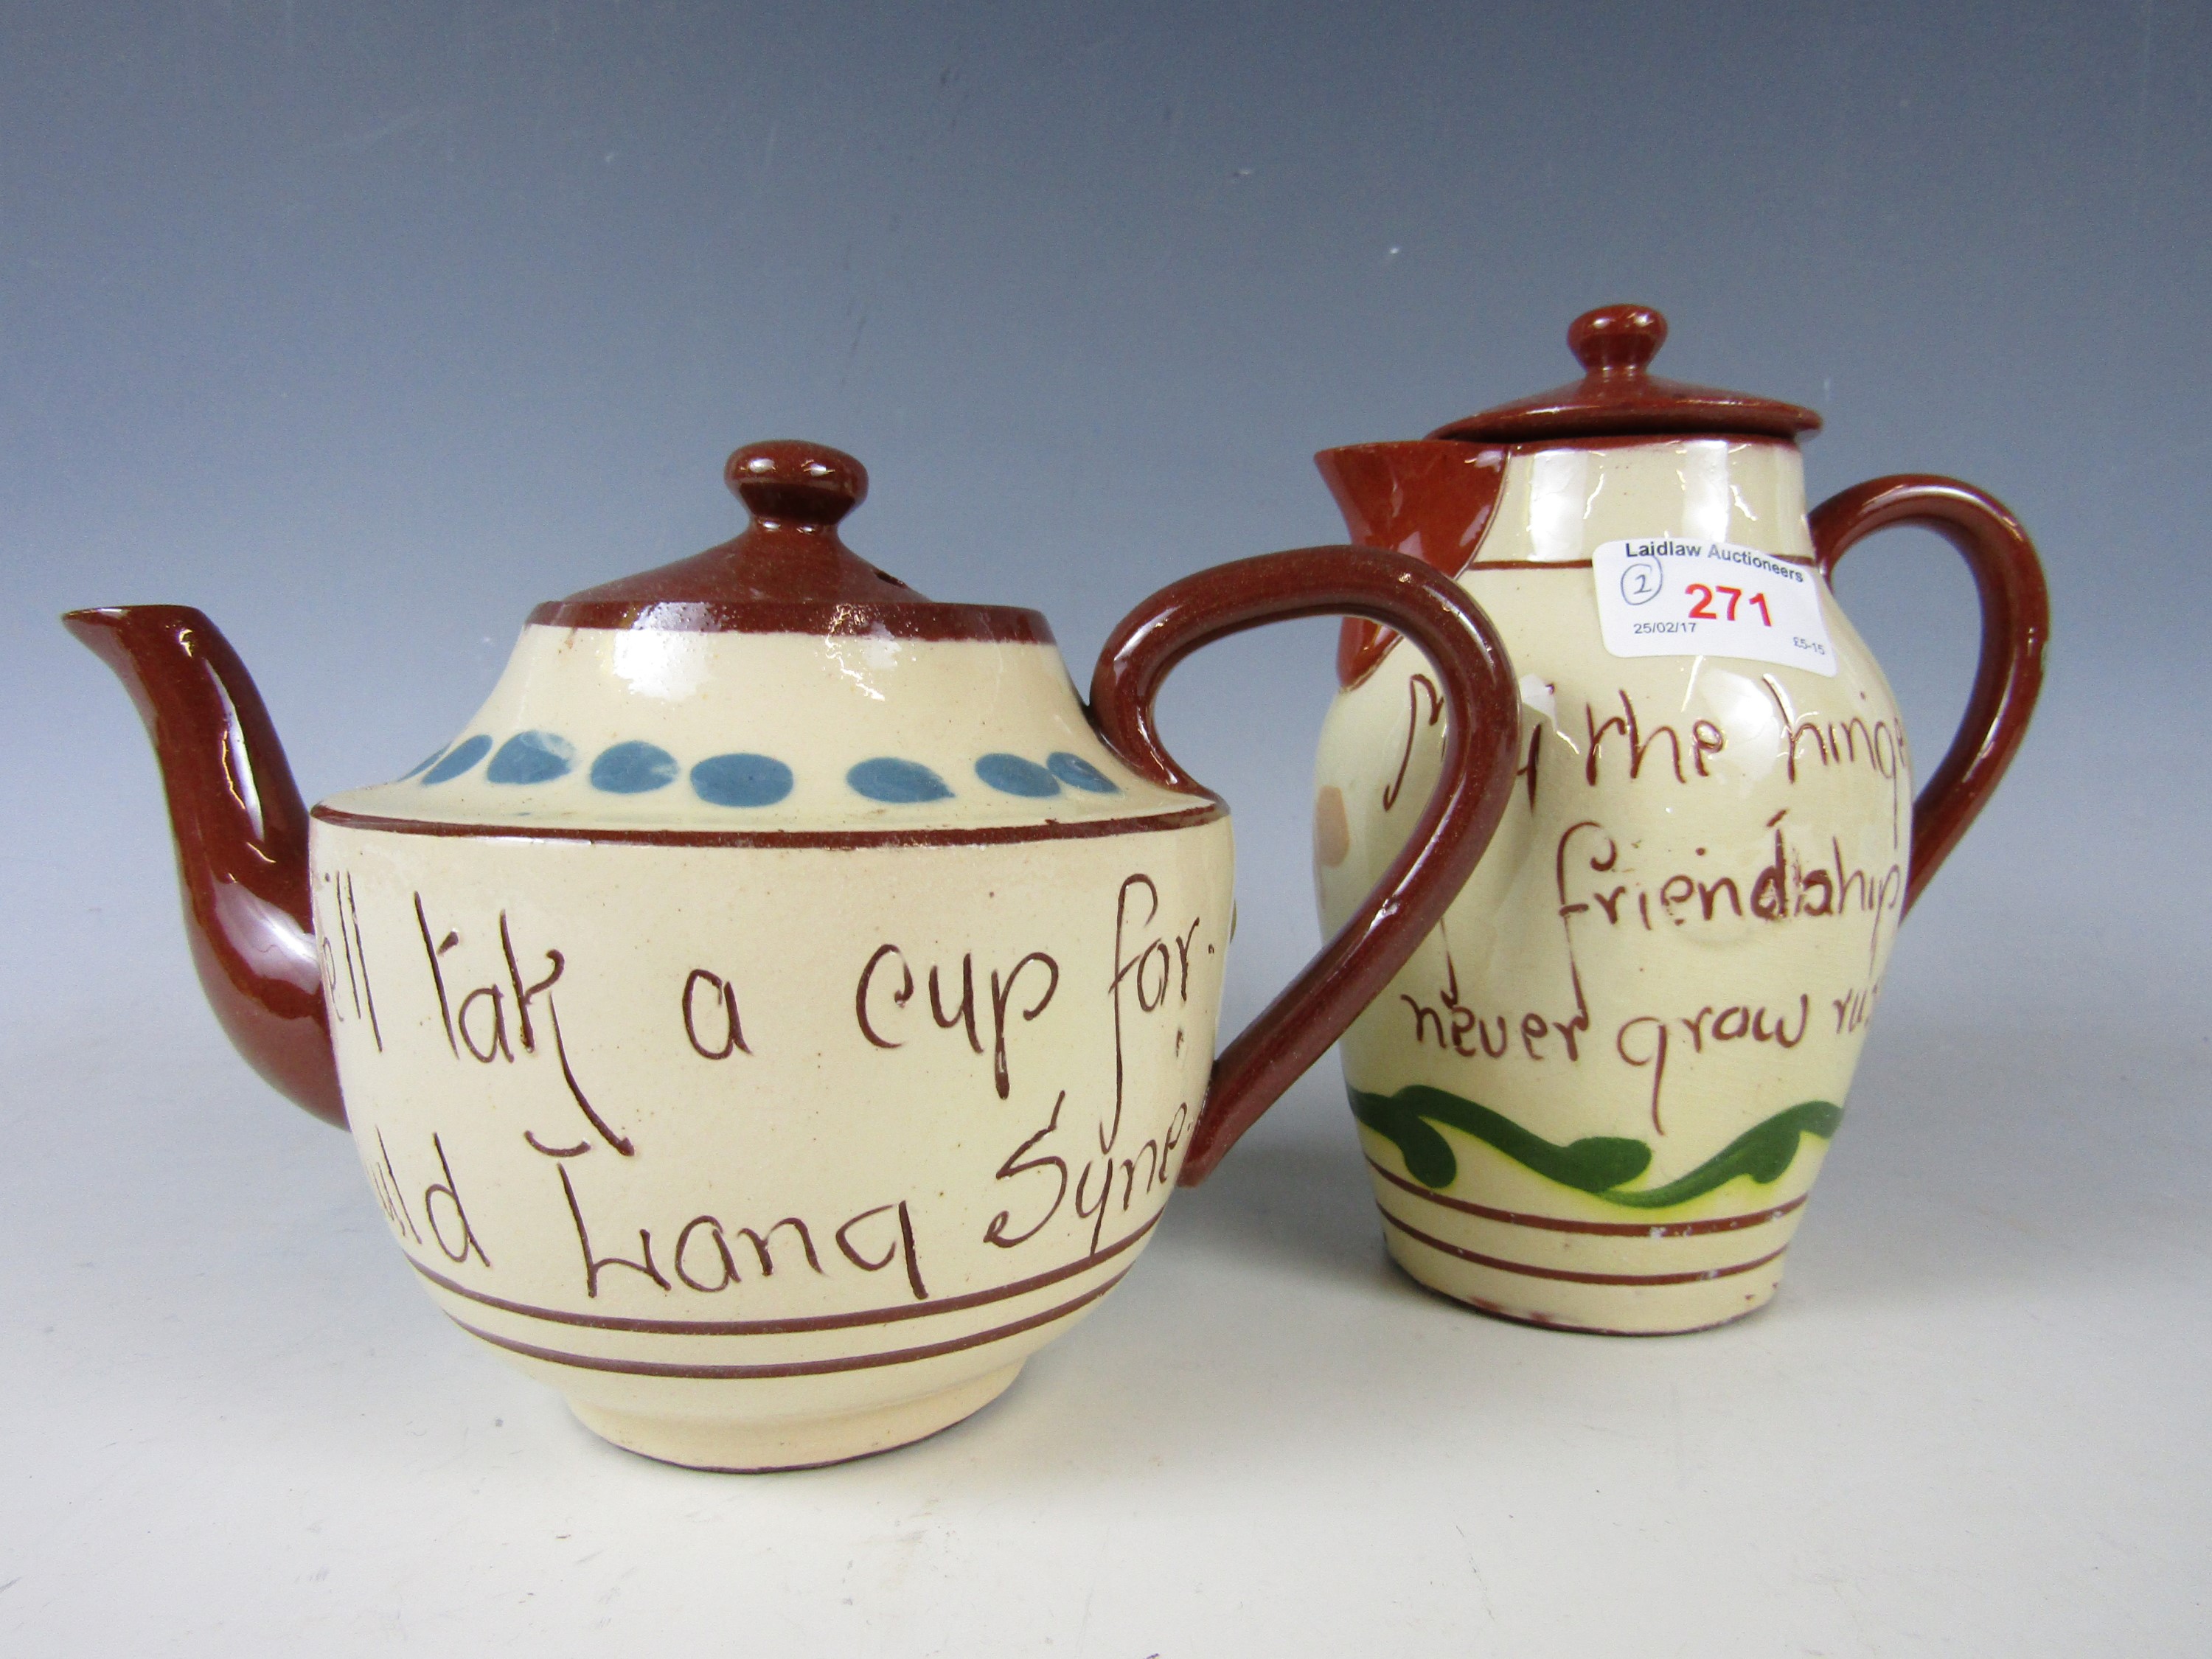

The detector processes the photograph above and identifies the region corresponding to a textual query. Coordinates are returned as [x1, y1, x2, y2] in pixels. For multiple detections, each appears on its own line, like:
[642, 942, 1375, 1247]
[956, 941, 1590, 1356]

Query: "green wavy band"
[1349, 1084, 1843, 1211]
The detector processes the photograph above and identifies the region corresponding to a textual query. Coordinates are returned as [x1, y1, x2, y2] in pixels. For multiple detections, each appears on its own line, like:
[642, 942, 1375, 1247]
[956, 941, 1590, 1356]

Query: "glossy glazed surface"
[1811, 476, 2047, 905]
[1093, 546, 1522, 1185]
[1314, 406, 2045, 1332]
[532, 439, 1043, 640]
[314, 810, 1231, 1470]
[327, 627, 1185, 835]
[63, 448, 1526, 1465]
[60, 605, 345, 1126]
[1432, 302, 1822, 442]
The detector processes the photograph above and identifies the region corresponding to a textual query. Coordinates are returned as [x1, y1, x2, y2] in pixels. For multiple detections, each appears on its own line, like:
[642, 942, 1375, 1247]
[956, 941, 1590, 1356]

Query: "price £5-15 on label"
[1591, 538, 1837, 676]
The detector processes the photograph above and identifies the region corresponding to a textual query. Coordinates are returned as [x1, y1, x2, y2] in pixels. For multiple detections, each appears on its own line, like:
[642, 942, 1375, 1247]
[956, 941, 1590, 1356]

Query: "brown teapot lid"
[529, 439, 1050, 642]
[1430, 304, 1821, 442]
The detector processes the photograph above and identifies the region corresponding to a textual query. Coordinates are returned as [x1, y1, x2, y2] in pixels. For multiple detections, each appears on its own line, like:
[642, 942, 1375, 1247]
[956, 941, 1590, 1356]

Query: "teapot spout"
[63, 606, 344, 1127]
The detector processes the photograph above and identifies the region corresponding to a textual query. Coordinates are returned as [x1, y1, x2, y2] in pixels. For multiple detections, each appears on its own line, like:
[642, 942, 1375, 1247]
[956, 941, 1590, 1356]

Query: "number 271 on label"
[1591, 537, 1837, 676]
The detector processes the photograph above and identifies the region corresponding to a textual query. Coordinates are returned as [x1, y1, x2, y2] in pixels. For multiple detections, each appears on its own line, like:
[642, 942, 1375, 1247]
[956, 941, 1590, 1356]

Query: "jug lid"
[316, 439, 1210, 838]
[1430, 304, 1821, 442]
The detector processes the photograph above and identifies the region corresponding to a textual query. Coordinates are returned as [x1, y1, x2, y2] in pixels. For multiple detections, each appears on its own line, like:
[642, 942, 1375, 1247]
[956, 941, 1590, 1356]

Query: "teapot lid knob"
[537, 437, 950, 622]
[1568, 304, 1667, 375]
[726, 439, 868, 526]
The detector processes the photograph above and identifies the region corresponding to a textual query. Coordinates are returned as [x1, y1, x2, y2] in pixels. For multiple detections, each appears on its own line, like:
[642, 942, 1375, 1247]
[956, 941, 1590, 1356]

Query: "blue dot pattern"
[487, 731, 577, 785]
[591, 741, 680, 794]
[1046, 751, 1119, 793]
[975, 753, 1061, 797]
[421, 734, 493, 785]
[398, 745, 447, 781]
[848, 757, 953, 804]
[406, 734, 1119, 812]
[692, 752, 795, 808]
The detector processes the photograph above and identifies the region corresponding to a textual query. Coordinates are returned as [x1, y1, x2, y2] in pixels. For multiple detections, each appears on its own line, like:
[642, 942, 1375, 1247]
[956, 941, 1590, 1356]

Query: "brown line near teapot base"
[1365, 1158, 1806, 1237]
[1379, 1209, 1787, 1286]
[448, 1275, 1122, 1379]
[311, 802, 1225, 848]
[408, 1213, 1159, 1336]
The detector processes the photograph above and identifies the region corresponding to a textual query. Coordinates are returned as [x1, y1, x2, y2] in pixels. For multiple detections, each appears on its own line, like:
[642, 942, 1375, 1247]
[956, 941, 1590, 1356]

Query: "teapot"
[67, 439, 1521, 1469]
[1310, 307, 2048, 1334]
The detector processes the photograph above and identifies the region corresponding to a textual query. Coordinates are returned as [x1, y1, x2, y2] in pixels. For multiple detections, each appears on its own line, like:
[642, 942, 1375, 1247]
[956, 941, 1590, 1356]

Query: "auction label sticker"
[1593, 538, 1836, 675]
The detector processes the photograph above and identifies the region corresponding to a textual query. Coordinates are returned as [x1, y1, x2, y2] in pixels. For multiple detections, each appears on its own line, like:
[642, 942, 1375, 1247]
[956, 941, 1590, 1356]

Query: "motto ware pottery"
[67, 439, 1520, 1470]
[1311, 305, 2048, 1334]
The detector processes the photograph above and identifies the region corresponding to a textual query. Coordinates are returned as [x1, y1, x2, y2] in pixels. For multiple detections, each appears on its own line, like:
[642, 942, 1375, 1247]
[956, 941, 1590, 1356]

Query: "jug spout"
[63, 606, 344, 1126]
[1315, 439, 1509, 686]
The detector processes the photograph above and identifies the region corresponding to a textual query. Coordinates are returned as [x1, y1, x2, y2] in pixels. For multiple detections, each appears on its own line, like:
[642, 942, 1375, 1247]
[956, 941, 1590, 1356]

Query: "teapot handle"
[1810, 476, 2049, 911]
[1090, 546, 1521, 1186]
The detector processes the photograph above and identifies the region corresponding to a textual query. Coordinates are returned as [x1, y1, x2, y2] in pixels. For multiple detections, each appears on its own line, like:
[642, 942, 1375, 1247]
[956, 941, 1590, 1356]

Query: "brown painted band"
[448, 1273, 1122, 1380]
[524, 598, 1057, 644]
[1339, 543, 1816, 689]
[1366, 1158, 1808, 1237]
[1380, 1208, 1787, 1287]
[311, 801, 1225, 849]
[1457, 549, 1815, 573]
[409, 1213, 1158, 1337]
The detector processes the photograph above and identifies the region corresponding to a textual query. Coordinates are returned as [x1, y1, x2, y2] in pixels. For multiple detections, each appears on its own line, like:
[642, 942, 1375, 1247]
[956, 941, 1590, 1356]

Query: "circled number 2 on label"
[1619, 561, 1663, 605]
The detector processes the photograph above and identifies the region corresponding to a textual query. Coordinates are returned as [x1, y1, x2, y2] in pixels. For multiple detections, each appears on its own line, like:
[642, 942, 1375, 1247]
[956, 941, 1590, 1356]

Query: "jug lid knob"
[726, 439, 868, 526]
[1568, 304, 1666, 376]
[1428, 302, 1820, 443]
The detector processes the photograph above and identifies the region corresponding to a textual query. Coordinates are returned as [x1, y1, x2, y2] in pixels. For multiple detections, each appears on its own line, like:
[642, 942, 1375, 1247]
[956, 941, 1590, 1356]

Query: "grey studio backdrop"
[4, 4, 2206, 1654]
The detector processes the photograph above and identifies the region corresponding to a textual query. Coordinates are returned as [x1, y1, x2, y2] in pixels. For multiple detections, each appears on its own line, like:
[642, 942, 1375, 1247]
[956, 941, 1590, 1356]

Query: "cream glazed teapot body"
[68, 439, 1522, 1469]
[1312, 307, 2048, 1334]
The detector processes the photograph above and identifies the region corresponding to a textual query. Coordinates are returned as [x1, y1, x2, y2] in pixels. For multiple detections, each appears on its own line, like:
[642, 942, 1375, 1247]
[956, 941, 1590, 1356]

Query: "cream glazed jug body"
[67, 439, 1522, 1468]
[1311, 307, 2048, 1334]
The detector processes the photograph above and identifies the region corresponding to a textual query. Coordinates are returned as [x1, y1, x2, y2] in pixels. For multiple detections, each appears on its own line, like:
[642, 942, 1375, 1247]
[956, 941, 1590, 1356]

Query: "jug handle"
[1090, 546, 1521, 1186]
[1810, 477, 2048, 912]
